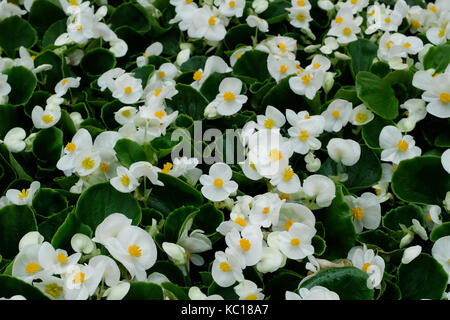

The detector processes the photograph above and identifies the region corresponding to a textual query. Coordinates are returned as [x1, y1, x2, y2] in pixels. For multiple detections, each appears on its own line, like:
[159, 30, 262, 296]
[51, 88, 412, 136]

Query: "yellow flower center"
[122, 109, 131, 117]
[213, 178, 224, 188]
[100, 162, 110, 173]
[45, 283, 63, 298]
[245, 294, 258, 300]
[313, 62, 321, 69]
[438, 27, 445, 38]
[280, 193, 290, 201]
[121, 175, 130, 187]
[261, 207, 270, 214]
[296, 13, 306, 22]
[66, 142, 76, 152]
[57, 253, 68, 264]
[154, 110, 165, 119]
[397, 140, 409, 152]
[384, 17, 391, 24]
[284, 219, 296, 231]
[368, 10, 374, 16]
[69, 0, 78, 5]
[31, 55, 36, 60]
[297, 0, 305, 6]
[335, 16, 343, 23]
[81, 157, 95, 169]
[128, 245, 142, 257]
[352, 207, 364, 221]
[283, 168, 294, 181]
[234, 217, 247, 227]
[411, 19, 420, 28]
[185, 0, 193, 3]
[351, 0, 357, 4]
[193, 70, 202, 81]
[229, 0, 235, 7]
[332, 110, 340, 118]
[157, 71, 165, 78]
[279, 64, 288, 73]
[362, 262, 371, 272]
[269, 148, 283, 161]
[264, 118, 276, 129]
[124, 86, 132, 94]
[403, 42, 411, 48]
[42, 115, 54, 124]
[25, 262, 40, 274]
[386, 40, 394, 49]
[375, 188, 381, 195]
[236, 52, 243, 60]
[427, 214, 433, 222]
[392, 164, 398, 171]
[301, 73, 312, 84]
[298, 130, 309, 141]
[62, 79, 69, 86]
[290, 238, 300, 246]
[73, 272, 85, 284]
[161, 162, 173, 174]
[440, 92, 450, 103]
[240, 238, 251, 252]
[428, 5, 437, 14]
[76, 25, 82, 31]
[278, 42, 286, 53]
[250, 162, 257, 171]
[343, 27, 352, 36]
[18, 189, 30, 199]
[355, 112, 368, 123]
[154, 88, 163, 96]
[223, 91, 236, 102]
[219, 261, 231, 272]
[208, 16, 216, 26]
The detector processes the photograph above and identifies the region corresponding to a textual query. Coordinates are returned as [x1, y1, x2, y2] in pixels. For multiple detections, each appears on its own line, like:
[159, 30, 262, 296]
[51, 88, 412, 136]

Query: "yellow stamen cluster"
[73, 272, 85, 284]
[18, 189, 30, 199]
[128, 245, 142, 257]
[269, 148, 282, 161]
[301, 73, 312, 84]
[283, 168, 294, 181]
[25, 262, 40, 274]
[213, 178, 224, 188]
[352, 207, 364, 221]
[42, 115, 54, 124]
[234, 217, 247, 227]
[284, 219, 296, 231]
[355, 112, 368, 123]
[290, 238, 300, 246]
[223, 91, 236, 102]
[45, 283, 63, 298]
[57, 253, 68, 264]
[298, 130, 309, 141]
[397, 140, 409, 152]
[264, 118, 275, 129]
[162, 162, 173, 174]
[440, 92, 450, 103]
[193, 70, 202, 81]
[240, 238, 251, 252]
[81, 157, 95, 170]
[220, 261, 231, 272]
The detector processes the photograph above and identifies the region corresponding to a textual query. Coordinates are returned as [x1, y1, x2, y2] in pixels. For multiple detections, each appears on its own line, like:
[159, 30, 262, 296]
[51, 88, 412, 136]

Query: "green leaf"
[223, 24, 254, 50]
[383, 204, 426, 231]
[391, 156, 450, 205]
[200, 72, 232, 102]
[378, 279, 402, 300]
[114, 138, 147, 167]
[398, 253, 448, 300]
[132, 65, 155, 88]
[75, 182, 142, 230]
[264, 269, 302, 300]
[193, 203, 224, 236]
[0, 275, 49, 300]
[32, 188, 68, 217]
[430, 222, 450, 242]
[260, 0, 290, 23]
[3, 66, 37, 106]
[38, 206, 71, 242]
[32, 127, 63, 168]
[208, 281, 239, 300]
[161, 282, 190, 300]
[150, 135, 183, 159]
[0, 105, 31, 139]
[81, 48, 116, 76]
[320, 185, 356, 260]
[0, 205, 37, 259]
[355, 71, 399, 120]
[232, 50, 271, 83]
[123, 282, 163, 300]
[312, 235, 327, 256]
[147, 173, 203, 215]
[361, 115, 396, 149]
[166, 83, 209, 120]
[148, 261, 186, 286]
[42, 19, 67, 48]
[51, 210, 92, 251]
[180, 56, 206, 72]
[423, 43, 450, 73]
[109, 3, 151, 34]
[347, 38, 378, 76]
[164, 206, 199, 243]
[261, 76, 307, 113]
[34, 50, 63, 91]
[0, 16, 38, 57]
[29, 0, 66, 36]
[357, 230, 400, 252]
[300, 267, 374, 300]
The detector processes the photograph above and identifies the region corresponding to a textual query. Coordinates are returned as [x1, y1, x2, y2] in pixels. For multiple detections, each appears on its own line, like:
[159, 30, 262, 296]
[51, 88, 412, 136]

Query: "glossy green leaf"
[29, 0, 66, 35]
[34, 50, 63, 91]
[132, 65, 155, 88]
[361, 115, 396, 149]
[42, 19, 66, 48]
[232, 50, 271, 83]
[3, 66, 37, 106]
[0, 16, 38, 57]
[161, 282, 190, 300]
[261, 76, 307, 113]
[32, 188, 68, 217]
[38, 206, 71, 242]
[109, 3, 151, 34]
[123, 282, 163, 300]
[148, 261, 185, 286]
[81, 48, 116, 76]
[223, 24, 253, 50]
[51, 210, 92, 251]
[114, 138, 147, 167]
[208, 281, 239, 299]
[423, 43, 450, 73]
[264, 269, 302, 300]
[0, 275, 49, 300]
[166, 83, 209, 120]
[164, 206, 199, 243]
[32, 127, 63, 167]
[150, 135, 183, 159]
[430, 222, 450, 242]
[383, 204, 426, 231]
[193, 202, 224, 236]
[347, 38, 378, 76]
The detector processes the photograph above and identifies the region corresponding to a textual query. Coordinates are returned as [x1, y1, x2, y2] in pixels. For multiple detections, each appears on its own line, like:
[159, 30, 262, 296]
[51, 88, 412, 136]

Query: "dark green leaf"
[3, 66, 37, 106]
[114, 138, 147, 167]
[0, 16, 38, 57]
[347, 38, 378, 76]
[123, 282, 163, 300]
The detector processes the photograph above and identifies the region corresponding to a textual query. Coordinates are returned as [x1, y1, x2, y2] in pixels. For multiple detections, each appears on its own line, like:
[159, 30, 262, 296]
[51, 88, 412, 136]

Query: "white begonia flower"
[70, 112, 83, 130]
[212, 248, 245, 287]
[401, 245, 422, 264]
[234, 280, 265, 300]
[256, 105, 286, 131]
[0, 73, 11, 99]
[177, 218, 212, 264]
[136, 42, 163, 68]
[170, 157, 201, 179]
[350, 104, 374, 126]
[73, 147, 101, 176]
[327, 5, 361, 44]
[12, 243, 48, 284]
[252, 0, 269, 13]
[249, 192, 285, 228]
[412, 69, 450, 119]
[286, 286, 340, 300]
[38, 242, 81, 275]
[103, 281, 130, 300]
[256, 246, 285, 273]
[176, 48, 191, 66]
[92, 213, 132, 244]
[98, 68, 125, 91]
[264, 36, 298, 60]
[188, 286, 224, 300]
[19, 231, 44, 252]
[114, 106, 137, 126]
[321, 99, 353, 132]
[0, 295, 27, 300]
[71, 233, 96, 254]
[246, 15, 269, 33]
[89, 255, 122, 288]
[346, 0, 368, 13]
[33, 275, 66, 300]
[431, 235, 450, 283]
[187, 6, 227, 41]
[55, 77, 81, 97]
[2, 127, 26, 153]
[216, 0, 245, 17]
[345, 192, 381, 233]
[214, 77, 248, 116]
[31, 104, 61, 129]
[6, 181, 40, 206]
[169, 0, 199, 31]
[225, 225, 263, 267]
[424, 205, 443, 231]
[441, 149, 450, 174]
[273, 202, 316, 232]
[307, 55, 331, 73]
[148, 63, 178, 89]
[287, 7, 313, 30]
[15, 47, 52, 74]
[347, 244, 385, 289]
[379, 125, 422, 164]
[270, 164, 301, 194]
[302, 174, 336, 208]
[109, 38, 128, 58]
[411, 218, 428, 241]
[217, 195, 253, 235]
[162, 242, 189, 266]
[111, 73, 143, 104]
[397, 99, 427, 132]
[279, 222, 316, 260]
[0, 0, 26, 19]
[327, 138, 361, 167]
[230, 46, 252, 67]
[320, 37, 339, 55]
[62, 263, 103, 300]
[286, 110, 325, 154]
[267, 54, 298, 83]
[199, 162, 238, 202]
[289, 68, 325, 100]
[191, 55, 232, 90]
[110, 165, 140, 193]
[138, 105, 179, 138]
[305, 152, 321, 172]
